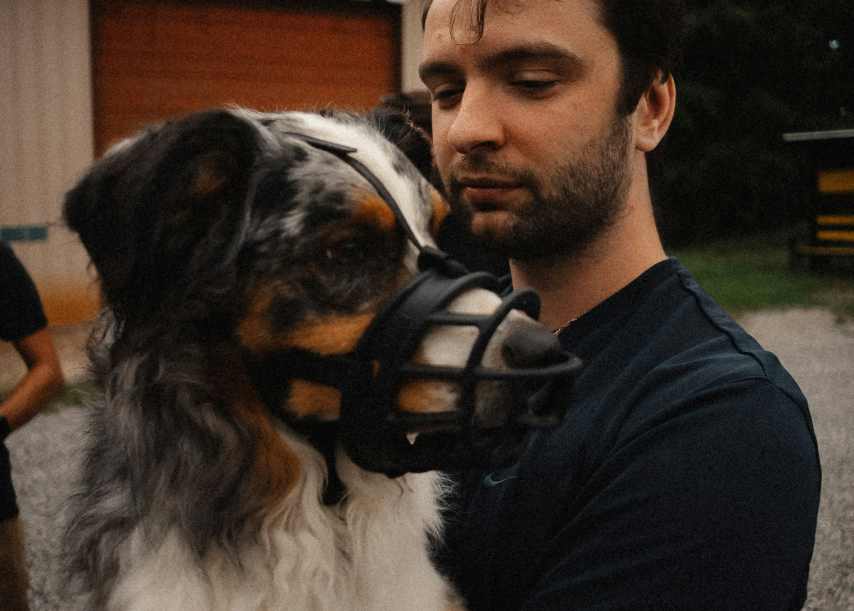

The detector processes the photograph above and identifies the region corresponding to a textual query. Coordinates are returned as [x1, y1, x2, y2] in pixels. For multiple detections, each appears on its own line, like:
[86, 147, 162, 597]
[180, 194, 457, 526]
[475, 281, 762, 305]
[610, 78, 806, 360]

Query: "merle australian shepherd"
[61, 107, 558, 610]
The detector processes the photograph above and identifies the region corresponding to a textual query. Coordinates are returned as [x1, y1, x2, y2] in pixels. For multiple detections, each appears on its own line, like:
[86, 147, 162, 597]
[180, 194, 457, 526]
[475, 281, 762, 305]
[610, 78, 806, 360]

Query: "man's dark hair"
[421, 0, 685, 115]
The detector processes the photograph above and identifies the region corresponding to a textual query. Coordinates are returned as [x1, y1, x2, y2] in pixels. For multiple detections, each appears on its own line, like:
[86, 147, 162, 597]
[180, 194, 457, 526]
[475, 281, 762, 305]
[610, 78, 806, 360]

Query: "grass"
[671, 233, 854, 319]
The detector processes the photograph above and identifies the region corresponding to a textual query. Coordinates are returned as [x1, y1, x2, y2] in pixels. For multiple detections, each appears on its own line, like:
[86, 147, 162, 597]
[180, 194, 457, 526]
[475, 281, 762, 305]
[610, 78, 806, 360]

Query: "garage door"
[92, 0, 401, 153]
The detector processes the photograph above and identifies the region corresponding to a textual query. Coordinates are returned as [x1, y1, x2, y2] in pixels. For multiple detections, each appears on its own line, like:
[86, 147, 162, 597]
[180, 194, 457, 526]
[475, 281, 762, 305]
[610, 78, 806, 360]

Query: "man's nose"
[446, 86, 505, 154]
[501, 326, 565, 369]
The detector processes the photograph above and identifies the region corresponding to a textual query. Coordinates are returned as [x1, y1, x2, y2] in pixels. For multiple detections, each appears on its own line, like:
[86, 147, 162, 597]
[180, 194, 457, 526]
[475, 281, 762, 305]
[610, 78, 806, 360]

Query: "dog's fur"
[62, 108, 538, 610]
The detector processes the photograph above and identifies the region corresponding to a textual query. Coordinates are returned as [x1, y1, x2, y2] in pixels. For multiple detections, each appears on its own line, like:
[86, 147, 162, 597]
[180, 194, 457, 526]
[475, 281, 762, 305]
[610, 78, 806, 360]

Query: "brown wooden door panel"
[93, 1, 400, 152]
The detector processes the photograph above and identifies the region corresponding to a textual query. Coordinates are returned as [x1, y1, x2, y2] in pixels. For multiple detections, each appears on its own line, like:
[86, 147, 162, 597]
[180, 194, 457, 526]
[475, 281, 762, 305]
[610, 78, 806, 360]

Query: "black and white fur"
[62, 108, 540, 610]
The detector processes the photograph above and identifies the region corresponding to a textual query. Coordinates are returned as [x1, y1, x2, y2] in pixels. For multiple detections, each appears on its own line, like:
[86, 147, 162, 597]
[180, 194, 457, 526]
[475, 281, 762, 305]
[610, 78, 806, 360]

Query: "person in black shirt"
[419, 1, 820, 609]
[1, 242, 64, 611]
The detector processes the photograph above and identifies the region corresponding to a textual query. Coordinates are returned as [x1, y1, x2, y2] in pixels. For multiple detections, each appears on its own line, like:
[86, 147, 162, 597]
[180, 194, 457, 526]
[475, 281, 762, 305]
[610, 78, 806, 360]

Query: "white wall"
[0, 0, 98, 324]
[400, 0, 427, 94]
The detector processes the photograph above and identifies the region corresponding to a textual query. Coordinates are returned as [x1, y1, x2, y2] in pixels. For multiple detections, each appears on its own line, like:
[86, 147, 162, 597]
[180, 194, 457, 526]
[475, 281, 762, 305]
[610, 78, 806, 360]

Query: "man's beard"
[445, 116, 632, 261]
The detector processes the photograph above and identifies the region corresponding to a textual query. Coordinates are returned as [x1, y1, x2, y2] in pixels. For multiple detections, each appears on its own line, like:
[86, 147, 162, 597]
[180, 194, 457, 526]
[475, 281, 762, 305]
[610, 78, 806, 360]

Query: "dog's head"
[65, 108, 577, 476]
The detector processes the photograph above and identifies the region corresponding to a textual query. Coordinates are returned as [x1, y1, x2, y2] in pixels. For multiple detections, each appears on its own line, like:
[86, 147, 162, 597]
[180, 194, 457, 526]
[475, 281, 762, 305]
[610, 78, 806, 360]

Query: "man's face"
[420, 0, 633, 260]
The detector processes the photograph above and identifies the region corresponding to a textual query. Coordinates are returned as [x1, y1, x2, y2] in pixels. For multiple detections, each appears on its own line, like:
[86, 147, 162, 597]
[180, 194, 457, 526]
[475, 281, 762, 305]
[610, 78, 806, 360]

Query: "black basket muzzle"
[248, 131, 582, 478]
[338, 247, 581, 476]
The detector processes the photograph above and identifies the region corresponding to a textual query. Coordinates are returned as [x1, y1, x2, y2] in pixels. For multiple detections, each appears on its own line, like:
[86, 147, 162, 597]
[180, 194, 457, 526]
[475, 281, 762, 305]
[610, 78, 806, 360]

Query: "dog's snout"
[501, 326, 564, 369]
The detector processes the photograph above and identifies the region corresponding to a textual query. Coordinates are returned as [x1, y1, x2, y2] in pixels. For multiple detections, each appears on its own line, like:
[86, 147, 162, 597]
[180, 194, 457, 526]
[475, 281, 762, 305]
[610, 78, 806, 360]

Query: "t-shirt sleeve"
[0, 243, 48, 342]
[521, 379, 821, 611]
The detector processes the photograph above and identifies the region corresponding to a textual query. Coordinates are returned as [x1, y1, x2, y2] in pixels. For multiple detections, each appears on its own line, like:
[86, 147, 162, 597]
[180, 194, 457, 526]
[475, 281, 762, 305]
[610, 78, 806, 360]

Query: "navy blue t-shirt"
[437, 258, 821, 610]
[1, 241, 47, 342]
[1, 241, 48, 520]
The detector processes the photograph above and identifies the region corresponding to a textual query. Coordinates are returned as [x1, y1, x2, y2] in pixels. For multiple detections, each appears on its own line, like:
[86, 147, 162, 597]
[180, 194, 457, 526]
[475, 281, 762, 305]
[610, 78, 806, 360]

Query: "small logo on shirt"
[482, 471, 519, 488]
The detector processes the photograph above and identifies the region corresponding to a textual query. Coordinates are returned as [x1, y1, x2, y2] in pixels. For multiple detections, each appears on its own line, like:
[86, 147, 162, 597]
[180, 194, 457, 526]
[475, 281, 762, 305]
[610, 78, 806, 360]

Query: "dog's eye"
[305, 231, 401, 308]
[323, 241, 368, 266]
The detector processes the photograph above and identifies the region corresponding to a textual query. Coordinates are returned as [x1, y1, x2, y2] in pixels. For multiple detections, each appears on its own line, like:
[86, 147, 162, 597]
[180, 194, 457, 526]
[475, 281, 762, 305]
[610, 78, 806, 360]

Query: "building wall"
[0, 0, 99, 325]
[1, 0, 424, 326]
[401, 0, 427, 94]
[92, 1, 401, 154]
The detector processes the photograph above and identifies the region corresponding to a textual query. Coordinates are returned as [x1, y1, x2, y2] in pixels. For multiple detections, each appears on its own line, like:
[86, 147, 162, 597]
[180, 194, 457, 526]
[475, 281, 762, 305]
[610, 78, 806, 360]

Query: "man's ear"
[633, 72, 676, 153]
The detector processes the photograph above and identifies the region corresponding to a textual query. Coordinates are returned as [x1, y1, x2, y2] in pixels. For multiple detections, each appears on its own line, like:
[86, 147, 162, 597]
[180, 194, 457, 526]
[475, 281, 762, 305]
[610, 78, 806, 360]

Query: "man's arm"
[522, 380, 820, 611]
[1, 327, 64, 433]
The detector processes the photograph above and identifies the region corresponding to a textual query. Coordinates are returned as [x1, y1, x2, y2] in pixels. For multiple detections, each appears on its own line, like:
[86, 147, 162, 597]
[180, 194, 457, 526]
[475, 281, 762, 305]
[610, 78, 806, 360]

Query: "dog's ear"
[368, 107, 437, 186]
[64, 110, 260, 320]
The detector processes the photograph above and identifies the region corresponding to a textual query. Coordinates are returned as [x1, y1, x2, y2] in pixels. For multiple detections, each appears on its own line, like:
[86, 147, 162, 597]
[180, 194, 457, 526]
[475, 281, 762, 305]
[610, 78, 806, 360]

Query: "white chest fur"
[104, 440, 453, 611]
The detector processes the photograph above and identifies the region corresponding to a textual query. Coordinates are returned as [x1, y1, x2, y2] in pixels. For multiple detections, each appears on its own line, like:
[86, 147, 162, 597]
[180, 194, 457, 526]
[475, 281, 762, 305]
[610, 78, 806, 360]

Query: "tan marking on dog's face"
[282, 312, 375, 355]
[246, 405, 302, 505]
[190, 154, 228, 197]
[239, 281, 378, 355]
[396, 288, 503, 415]
[240, 302, 375, 355]
[430, 190, 451, 237]
[396, 321, 478, 415]
[353, 192, 397, 232]
[222, 371, 302, 505]
[397, 379, 461, 414]
[237, 284, 281, 352]
[288, 380, 342, 420]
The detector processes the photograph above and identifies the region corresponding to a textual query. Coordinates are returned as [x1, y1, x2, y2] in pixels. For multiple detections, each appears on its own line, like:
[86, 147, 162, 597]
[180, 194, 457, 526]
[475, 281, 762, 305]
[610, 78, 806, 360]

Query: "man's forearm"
[0, 359, 64, 431]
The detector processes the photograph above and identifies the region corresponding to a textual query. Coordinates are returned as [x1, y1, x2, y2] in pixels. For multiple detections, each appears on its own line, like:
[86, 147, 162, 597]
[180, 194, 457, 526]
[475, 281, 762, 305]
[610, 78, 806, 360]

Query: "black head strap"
[285, 132, 430, 254]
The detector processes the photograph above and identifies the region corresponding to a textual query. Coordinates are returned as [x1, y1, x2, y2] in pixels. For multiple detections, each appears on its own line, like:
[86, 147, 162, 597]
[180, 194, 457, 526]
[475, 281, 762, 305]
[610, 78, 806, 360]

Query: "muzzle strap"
[284, 132, 429, 253]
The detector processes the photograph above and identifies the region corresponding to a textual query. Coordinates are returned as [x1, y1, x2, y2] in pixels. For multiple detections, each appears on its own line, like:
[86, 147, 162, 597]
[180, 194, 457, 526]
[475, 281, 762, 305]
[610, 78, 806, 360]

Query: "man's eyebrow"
[482, 43, 585, 71]
[419, 42, 585, 83]
[419, 60, 460, 83]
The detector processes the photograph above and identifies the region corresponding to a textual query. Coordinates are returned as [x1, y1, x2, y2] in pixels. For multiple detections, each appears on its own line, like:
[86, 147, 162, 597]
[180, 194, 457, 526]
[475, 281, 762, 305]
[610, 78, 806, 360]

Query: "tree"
[655, 0, 853, 245]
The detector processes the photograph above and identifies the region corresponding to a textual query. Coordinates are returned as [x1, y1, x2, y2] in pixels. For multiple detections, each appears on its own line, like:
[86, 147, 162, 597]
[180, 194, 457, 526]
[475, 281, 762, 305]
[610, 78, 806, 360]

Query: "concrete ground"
[3, 308, 853, 610]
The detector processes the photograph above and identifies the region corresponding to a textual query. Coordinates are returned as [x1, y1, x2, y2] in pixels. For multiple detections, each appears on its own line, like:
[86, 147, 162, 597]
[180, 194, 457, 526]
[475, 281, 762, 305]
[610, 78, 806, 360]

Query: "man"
[1, 241, 64, 611]
[419, 1, 821, 609]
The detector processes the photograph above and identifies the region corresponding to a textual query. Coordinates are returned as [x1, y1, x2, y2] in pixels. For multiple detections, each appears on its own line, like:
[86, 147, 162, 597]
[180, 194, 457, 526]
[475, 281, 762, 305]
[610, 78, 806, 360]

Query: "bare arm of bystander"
[1, 328, 64, 433]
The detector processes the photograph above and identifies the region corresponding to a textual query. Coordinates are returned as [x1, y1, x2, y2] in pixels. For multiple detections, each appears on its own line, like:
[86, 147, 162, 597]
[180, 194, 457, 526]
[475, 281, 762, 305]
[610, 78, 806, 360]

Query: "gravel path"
[4, 308, 853, 610]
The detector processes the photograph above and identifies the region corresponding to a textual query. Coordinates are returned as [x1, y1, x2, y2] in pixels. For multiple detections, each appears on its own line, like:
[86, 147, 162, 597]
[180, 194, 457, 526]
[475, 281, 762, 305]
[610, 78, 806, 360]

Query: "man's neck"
[509, 179, 666, 332]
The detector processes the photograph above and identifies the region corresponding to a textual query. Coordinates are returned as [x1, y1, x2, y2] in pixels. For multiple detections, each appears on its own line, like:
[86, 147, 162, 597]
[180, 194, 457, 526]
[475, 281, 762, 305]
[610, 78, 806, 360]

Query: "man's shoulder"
[549, 261, 819, 495]
[619, 259, 801, 392]
[0, 241, 33, 286]
[0, 241, 19, 272]
[652, 261, 806, 404]
[0, 242, 48, 342]
[566, 259, 810, 441]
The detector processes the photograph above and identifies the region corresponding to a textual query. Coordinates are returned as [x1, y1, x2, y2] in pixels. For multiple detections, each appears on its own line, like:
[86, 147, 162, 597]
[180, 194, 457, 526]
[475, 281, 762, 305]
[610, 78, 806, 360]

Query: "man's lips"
[457, 177, 524, 208]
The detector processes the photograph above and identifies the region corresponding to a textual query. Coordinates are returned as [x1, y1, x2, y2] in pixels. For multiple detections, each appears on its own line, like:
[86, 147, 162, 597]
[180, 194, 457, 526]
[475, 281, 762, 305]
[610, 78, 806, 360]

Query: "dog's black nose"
[502, 326, 565, 369]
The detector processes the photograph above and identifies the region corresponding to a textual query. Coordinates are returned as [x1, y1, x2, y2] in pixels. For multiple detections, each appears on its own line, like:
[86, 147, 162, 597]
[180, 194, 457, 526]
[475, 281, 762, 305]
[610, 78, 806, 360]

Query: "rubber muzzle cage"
[339, 247, 579, 476]
[247, 131, 582, 478]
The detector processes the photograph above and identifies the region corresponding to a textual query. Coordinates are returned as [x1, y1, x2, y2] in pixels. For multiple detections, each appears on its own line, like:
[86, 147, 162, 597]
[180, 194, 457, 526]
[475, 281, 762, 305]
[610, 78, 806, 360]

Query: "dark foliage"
[654, 0, 854, 246]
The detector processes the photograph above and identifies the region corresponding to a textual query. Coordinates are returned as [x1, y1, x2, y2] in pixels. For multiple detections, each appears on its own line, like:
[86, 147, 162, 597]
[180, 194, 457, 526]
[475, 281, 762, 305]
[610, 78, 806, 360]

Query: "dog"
[62, 107, 569, 610]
